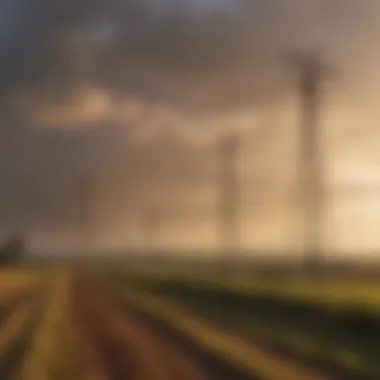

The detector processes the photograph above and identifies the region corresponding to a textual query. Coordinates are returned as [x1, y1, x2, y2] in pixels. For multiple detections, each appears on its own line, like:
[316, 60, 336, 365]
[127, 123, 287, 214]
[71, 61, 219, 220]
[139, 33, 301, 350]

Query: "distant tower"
[217, 132, 240, 256]
[287, 52, 330, 274]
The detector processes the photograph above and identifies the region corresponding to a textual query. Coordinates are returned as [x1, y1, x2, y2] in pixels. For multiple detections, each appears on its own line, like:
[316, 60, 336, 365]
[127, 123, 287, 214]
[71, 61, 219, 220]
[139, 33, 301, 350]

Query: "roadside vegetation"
[108, 268, 380, 379]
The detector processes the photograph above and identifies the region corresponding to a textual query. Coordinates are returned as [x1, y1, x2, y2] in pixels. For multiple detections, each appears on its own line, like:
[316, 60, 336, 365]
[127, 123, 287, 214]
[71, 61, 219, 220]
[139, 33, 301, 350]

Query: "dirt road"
[70, 276, 255, 380]
[0, 272, 359, 379]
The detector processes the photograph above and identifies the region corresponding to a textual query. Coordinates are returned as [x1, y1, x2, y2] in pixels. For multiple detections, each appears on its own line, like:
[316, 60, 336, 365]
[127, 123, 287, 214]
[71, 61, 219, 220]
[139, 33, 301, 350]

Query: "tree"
[0, 233, 26, 266]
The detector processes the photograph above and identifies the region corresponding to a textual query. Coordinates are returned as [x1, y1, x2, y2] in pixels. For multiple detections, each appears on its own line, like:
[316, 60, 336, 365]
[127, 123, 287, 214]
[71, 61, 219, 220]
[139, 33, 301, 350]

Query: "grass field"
[0, 264, 380, 379]
[107, 265, 380, 379]
[0, 268, 263, 380]
[113, 263, 380, 311]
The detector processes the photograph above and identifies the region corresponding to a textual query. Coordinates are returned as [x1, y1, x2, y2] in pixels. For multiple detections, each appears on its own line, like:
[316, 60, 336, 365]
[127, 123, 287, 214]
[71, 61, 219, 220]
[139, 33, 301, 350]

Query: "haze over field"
[1, 0, 380, 254]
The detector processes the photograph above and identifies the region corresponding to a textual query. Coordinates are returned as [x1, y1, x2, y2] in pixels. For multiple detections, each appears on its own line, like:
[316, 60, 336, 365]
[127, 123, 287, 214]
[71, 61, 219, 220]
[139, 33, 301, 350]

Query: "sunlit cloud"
[1, 0, 380, 252]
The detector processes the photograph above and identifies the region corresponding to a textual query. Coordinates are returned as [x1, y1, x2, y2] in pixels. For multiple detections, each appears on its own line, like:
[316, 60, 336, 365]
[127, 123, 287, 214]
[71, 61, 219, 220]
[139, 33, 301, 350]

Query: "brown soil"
[69, 275, 257, 380]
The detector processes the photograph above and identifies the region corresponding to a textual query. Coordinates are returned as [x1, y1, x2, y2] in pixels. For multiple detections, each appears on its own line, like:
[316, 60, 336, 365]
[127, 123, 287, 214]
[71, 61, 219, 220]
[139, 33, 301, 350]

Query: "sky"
[1, 0, 380, 255]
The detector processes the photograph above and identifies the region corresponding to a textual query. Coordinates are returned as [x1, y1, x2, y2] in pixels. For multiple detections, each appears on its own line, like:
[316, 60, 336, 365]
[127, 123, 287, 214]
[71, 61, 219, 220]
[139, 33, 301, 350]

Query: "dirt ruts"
[70, 276, 256, 380]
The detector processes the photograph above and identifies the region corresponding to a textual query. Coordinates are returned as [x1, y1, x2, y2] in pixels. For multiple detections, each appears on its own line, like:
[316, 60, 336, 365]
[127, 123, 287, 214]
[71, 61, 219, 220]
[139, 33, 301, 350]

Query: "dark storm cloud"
[1, 0, 379, 114]
[0, 0, 380, 241]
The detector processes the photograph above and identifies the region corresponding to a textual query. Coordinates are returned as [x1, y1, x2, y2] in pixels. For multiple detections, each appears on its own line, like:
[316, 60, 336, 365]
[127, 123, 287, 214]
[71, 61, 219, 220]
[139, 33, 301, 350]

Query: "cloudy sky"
[1, 0, 380, 254]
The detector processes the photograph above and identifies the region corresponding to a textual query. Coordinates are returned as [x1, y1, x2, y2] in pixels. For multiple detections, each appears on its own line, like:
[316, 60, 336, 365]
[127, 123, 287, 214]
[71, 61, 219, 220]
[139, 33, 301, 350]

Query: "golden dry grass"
[15, 270, 108, 380]
[0, 269, 44, 304]
[15, 270, 70, 380]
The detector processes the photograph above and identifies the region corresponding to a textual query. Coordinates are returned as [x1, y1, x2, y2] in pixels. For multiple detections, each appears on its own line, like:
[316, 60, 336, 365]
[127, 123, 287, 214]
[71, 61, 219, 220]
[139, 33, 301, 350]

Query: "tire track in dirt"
[72, 277, 165, 380]
[0, 289, 48, 380]
[70, 275, 253, 380]
[96, 275, 343, 380]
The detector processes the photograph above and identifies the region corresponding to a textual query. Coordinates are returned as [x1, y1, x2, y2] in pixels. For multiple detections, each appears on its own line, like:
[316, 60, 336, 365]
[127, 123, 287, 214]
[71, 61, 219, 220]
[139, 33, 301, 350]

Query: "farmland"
[0, 268, 262, 380]
[104, 264, 380, 379]
[0, 264, 379, 379]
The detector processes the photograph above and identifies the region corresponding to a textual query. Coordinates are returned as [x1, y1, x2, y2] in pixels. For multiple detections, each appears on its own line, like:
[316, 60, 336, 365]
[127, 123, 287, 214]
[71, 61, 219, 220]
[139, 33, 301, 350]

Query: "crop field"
[0, 267, 267, 380]
[106, 264, 380, 380]
[0, 264, 379, 380]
